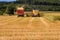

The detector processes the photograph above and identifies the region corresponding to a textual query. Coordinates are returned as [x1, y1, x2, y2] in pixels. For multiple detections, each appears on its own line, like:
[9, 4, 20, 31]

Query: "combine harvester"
[32, 8, 40, 17]
[17, 6, 24, 17]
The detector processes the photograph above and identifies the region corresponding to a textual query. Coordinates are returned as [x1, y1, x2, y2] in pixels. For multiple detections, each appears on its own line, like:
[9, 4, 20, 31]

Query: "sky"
[0, 0, 16, 2]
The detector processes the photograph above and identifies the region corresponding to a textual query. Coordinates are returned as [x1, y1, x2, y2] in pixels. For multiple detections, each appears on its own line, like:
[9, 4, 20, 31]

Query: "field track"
[0, 16, 60, 40]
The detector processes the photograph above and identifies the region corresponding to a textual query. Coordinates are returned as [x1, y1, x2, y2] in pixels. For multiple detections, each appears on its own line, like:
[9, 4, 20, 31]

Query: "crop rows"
[0, 16, 60, 40]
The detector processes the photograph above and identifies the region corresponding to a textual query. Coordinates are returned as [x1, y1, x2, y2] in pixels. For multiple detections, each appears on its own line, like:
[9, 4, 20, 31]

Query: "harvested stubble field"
[0, 12, 60, 40]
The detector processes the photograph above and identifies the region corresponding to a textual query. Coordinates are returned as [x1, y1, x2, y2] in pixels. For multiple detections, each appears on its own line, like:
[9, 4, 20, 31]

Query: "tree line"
[0, 0, 60, 15]
[16, 0, 60, 6]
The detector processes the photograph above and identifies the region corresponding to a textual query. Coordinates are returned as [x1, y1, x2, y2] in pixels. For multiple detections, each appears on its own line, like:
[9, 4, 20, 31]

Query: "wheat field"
[0, 12, 60, 40]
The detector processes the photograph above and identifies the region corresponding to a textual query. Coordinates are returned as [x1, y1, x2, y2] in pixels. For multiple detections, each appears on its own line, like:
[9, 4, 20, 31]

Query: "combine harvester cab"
[17, 7, 24, 17]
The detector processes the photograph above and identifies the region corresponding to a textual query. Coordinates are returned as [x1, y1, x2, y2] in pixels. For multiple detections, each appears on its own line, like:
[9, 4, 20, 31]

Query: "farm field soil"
[0, 16, 60, 40]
